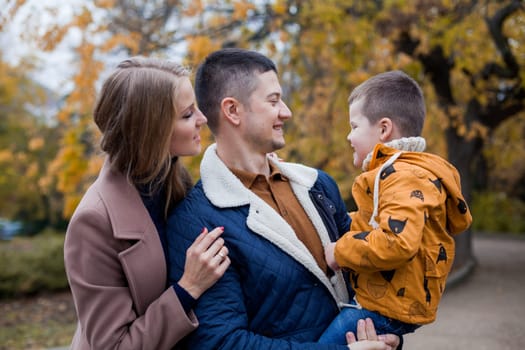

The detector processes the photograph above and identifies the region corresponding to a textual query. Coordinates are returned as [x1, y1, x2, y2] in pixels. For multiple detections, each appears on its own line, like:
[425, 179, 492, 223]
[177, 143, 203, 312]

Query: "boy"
[319, 70, 472, 344]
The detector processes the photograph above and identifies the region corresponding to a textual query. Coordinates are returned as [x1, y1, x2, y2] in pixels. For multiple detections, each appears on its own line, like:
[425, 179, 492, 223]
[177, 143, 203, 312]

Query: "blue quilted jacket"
[167, 144, 351, 349]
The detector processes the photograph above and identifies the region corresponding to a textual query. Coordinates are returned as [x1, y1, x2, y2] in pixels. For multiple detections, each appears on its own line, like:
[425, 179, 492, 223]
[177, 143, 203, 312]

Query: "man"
[166, 48, 398, 349]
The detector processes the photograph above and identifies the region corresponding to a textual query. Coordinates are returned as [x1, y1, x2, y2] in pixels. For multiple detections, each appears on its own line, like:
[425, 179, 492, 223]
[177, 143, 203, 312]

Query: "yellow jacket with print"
[334, 138, 472, 325]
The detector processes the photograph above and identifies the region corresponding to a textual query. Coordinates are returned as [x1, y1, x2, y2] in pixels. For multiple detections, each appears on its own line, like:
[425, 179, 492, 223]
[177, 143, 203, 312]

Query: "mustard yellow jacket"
[335, 138, 472, 325]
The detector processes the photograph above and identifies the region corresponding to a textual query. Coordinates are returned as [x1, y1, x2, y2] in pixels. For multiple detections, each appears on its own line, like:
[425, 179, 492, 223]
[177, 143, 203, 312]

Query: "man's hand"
[346, 318, 400, 350]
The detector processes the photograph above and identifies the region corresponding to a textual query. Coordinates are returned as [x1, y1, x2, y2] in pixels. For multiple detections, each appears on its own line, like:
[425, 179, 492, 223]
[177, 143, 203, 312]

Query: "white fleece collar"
[200, 143, 319, 208]
[362, 136, 426, 171]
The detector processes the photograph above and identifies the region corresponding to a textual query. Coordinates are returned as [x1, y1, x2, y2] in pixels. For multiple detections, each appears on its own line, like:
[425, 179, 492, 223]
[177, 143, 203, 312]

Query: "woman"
[64, 56, 230, 349]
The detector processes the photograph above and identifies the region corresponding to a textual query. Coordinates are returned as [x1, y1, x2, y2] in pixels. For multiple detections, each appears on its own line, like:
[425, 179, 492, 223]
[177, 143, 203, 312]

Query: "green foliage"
[471, 192, 525, 234]
[0, 55, 64, 230]
[0, 230, 68, 299]
[483, 113, 525, 198]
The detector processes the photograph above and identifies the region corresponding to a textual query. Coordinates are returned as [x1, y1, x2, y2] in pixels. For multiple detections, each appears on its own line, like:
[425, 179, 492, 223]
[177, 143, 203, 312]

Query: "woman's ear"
[221, 97, 241, 126]
[379, 117, 394, 142]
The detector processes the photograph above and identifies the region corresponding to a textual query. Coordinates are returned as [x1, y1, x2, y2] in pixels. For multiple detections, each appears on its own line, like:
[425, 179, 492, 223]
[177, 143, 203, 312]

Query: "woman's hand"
[346, 318, 400, 350]
[178, 227, 230, 299]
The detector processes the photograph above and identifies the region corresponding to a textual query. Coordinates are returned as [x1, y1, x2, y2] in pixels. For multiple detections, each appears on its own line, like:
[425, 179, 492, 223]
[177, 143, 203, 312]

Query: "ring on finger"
[218, 252, 225, 259]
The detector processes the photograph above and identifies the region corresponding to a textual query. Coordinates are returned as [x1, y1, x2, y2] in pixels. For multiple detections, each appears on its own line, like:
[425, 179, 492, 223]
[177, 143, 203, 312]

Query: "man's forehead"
[253, 70, 282, 95]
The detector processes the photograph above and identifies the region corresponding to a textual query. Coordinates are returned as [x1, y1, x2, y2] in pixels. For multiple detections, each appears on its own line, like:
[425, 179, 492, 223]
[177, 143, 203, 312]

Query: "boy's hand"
[324, 242, 340, 271]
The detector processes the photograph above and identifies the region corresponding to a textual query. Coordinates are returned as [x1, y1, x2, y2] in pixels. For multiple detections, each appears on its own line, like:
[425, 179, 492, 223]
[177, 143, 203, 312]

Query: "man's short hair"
[195, 48, 277, 133]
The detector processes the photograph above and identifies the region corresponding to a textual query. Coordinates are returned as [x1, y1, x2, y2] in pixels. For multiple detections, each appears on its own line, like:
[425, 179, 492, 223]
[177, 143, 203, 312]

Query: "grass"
[0, 231, 75, 349]
[0, 290, 77, 349]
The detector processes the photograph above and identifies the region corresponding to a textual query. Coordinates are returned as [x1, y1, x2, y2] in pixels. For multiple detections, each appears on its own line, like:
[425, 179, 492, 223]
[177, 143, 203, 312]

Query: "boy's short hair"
[348, 70, 425, 137]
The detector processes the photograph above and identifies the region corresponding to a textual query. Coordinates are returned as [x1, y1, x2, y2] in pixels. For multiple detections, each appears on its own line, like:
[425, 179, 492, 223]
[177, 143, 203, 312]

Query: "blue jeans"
[318, 307, 420, 345]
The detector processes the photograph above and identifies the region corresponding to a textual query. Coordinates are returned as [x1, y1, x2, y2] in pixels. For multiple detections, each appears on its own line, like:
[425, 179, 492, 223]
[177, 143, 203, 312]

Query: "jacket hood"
[368, 137, 472, 234]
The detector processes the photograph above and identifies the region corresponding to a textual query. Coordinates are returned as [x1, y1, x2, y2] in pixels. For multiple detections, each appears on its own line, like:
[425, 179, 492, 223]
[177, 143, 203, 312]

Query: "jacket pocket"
[424, 243, 453, 279]
[423, 244, 454, 311]
[310, 190, 338, 241]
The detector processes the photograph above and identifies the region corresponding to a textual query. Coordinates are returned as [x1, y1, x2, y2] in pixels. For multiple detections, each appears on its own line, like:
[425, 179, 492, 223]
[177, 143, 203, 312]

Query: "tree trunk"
[445, 100, 484, 272]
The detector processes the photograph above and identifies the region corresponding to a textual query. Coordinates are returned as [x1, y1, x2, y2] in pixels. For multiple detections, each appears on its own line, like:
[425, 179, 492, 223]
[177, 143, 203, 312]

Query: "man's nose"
[279, 100, 292, 119]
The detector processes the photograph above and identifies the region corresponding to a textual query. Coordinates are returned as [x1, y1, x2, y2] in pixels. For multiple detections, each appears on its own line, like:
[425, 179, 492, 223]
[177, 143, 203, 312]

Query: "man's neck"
[216, 142, 271, 176]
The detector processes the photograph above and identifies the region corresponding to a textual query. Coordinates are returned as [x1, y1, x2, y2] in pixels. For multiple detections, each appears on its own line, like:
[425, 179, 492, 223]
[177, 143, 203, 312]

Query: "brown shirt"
[230, 164, 328, 275]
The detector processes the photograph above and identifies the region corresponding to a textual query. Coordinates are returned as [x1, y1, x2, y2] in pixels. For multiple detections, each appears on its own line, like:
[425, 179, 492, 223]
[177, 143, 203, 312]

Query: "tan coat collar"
[97, 159, 156, 241]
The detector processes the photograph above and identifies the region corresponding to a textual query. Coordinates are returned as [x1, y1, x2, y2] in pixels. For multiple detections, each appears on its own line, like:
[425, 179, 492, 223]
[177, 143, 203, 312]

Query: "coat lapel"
[97, 160, 167, 315]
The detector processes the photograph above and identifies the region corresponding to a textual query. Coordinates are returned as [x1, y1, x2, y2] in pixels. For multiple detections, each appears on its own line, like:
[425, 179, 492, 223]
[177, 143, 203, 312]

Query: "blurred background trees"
[1, 0, 524, 264]
[0, 54, 65, 233]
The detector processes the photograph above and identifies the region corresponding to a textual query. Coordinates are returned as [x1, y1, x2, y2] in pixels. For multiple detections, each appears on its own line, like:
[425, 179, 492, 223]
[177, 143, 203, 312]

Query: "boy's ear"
[379, 117, 394, 142]
[221, 97, 241, 126]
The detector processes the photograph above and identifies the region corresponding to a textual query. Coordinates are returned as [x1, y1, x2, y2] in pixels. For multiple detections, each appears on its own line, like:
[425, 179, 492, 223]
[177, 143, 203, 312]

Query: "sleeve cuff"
[172, 283, 197, 313]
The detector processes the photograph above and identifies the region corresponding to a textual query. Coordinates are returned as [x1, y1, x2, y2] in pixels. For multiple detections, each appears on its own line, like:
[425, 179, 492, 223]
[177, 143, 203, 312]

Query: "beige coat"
[64, 159, 198, 349]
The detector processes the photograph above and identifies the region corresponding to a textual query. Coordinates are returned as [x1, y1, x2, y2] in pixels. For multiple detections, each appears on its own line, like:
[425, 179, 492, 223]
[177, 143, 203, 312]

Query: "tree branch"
[483, 0, 523, 78]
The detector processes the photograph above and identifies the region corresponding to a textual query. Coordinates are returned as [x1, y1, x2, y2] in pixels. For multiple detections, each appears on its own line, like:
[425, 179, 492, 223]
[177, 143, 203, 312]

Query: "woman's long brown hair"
[94, 56, 193, 216]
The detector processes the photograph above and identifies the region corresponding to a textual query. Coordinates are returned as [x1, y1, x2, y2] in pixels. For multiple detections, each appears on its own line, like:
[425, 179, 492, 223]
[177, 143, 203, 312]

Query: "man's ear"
[379, 117, 394, 142]
[221, 97, 241, 126]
